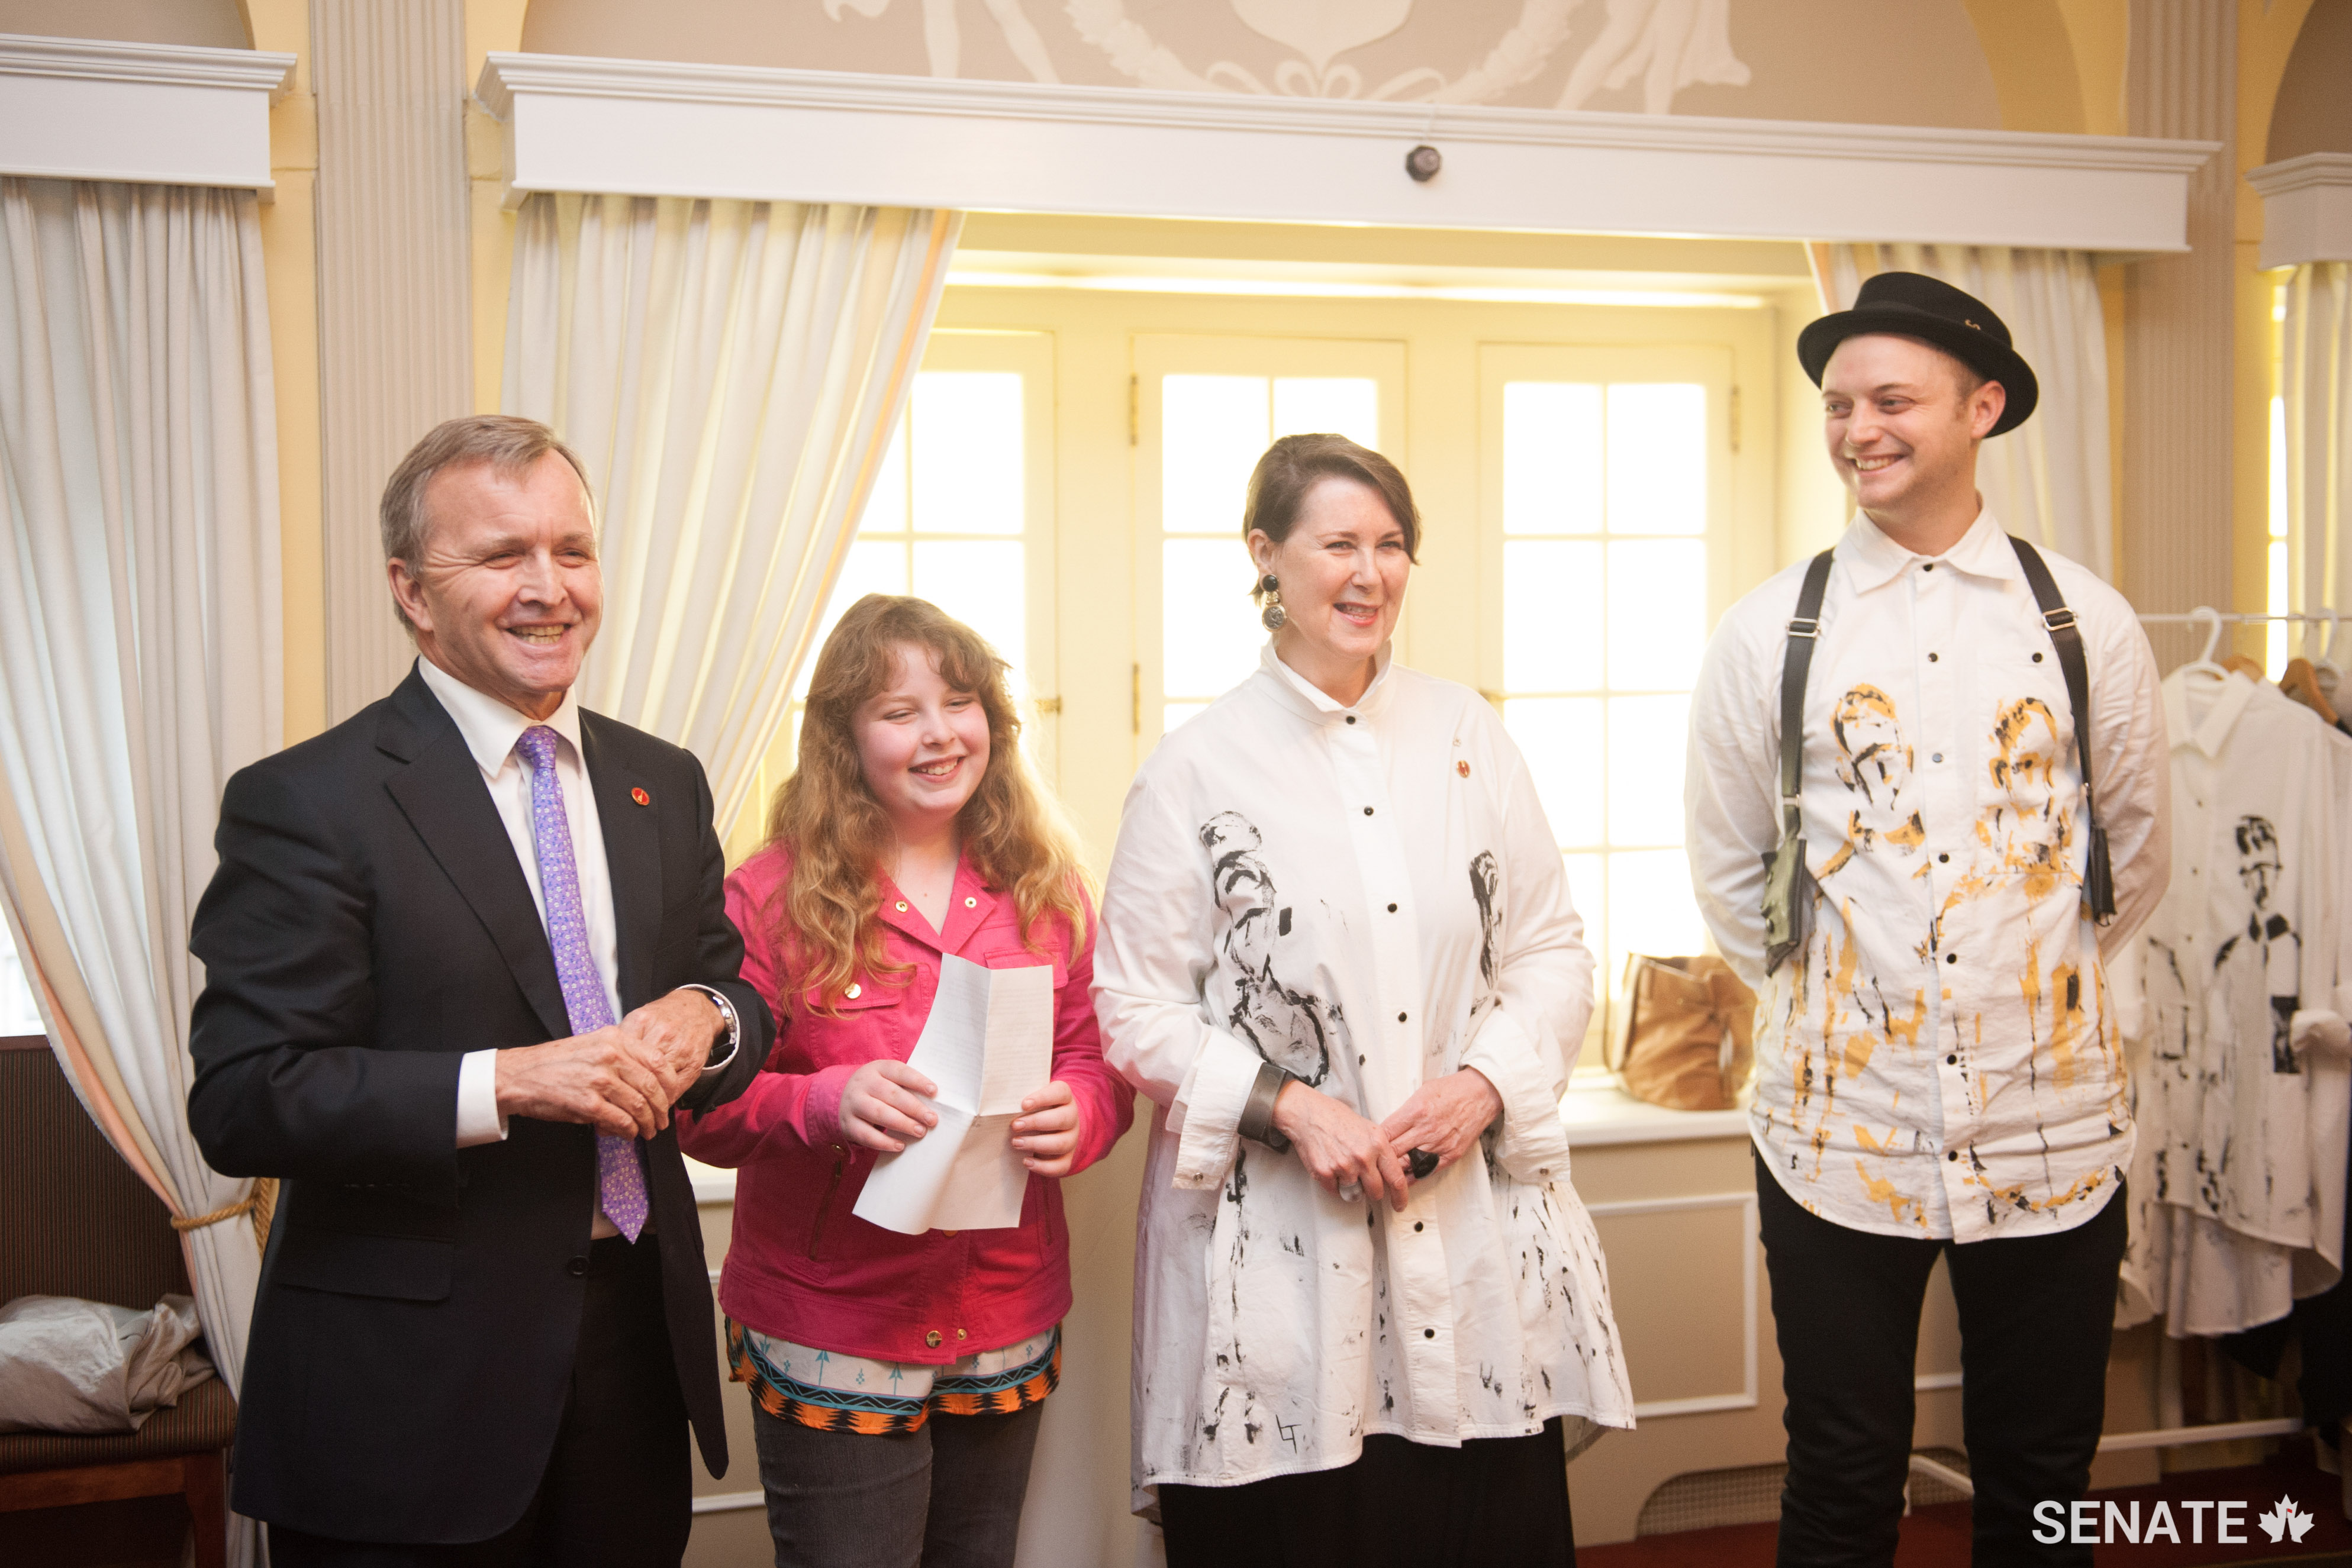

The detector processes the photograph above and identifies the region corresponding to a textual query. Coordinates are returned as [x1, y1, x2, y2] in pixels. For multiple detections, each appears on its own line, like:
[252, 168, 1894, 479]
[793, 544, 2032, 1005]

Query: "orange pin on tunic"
[1456, 760, 1471, 778]
[630, 787, 650, 806]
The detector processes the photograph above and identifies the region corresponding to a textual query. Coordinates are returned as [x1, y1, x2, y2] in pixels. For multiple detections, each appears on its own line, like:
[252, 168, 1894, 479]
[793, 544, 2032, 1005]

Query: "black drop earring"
[1259, 572, 1285, 632]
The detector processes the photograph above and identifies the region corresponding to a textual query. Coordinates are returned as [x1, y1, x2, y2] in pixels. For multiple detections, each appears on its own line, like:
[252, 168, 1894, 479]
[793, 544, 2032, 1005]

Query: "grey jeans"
[750, 1401, 1045, 1568]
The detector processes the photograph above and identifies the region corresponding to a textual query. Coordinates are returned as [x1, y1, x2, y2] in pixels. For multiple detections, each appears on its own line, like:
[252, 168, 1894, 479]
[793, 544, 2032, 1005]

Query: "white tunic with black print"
[2113, 670, 2351, 1334]
[1686, 510, 2170, 1244]
[1094, 644, 1633, 1508]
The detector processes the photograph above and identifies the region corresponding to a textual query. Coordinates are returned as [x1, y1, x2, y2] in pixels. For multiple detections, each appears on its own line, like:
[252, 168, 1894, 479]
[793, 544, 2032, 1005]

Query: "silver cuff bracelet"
[1238, 1059, 1293, 1153]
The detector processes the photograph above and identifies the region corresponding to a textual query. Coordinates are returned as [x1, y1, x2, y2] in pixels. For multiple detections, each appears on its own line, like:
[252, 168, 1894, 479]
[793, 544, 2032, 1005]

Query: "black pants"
[750, 1399, 1045, 1568]
[270, 1235, 692, 1567]
[1755, 1154, 2127, 1568]
[1158, 1419, 1575, 1568]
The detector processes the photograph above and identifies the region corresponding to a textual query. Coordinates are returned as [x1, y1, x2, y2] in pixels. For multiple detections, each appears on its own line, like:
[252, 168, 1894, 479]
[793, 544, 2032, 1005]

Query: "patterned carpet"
[1583, 1445, 2350, 1567]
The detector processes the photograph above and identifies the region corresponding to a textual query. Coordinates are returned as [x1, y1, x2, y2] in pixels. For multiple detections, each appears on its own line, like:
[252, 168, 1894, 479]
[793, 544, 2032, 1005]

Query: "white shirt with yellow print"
[1687, 510, 2170, 1242]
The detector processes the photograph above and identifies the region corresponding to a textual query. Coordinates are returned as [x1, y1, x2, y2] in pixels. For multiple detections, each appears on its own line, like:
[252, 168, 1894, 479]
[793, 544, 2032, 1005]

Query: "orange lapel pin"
[630, 787, 650, 806]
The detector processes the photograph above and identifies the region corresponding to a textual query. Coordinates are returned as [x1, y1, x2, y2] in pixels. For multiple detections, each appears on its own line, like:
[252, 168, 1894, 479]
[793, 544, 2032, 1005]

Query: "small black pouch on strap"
[2009, 535, 2116, 922]
[1763, 550, 1836, 976]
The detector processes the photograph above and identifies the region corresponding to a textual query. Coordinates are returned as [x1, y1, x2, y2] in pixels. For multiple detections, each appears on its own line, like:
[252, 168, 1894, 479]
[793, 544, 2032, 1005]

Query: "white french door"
[1133, 334, 1407, 745]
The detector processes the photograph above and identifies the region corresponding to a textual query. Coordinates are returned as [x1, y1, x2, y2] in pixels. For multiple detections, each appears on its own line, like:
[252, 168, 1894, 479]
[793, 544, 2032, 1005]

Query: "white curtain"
[2285, 263, 2352, 644]
[0, 178, 281, 1564]
[1812, 243, 2115, 582]
[505, 195, 961, 833]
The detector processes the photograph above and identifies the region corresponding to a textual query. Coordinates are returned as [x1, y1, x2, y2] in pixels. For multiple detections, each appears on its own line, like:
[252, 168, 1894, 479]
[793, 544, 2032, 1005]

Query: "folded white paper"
[853, 956, 1053, 1234]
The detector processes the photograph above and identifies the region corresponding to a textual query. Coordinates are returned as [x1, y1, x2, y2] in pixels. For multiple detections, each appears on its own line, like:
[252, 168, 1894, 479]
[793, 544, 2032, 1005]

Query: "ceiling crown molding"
[2249, 153, 2352, 267]
[478, 51, 2215, 256]
[0, 33, 294, 189]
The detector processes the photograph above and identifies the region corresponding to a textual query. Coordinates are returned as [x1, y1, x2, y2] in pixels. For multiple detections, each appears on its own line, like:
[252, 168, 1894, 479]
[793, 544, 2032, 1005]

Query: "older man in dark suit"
[188, 415, 771, 1565]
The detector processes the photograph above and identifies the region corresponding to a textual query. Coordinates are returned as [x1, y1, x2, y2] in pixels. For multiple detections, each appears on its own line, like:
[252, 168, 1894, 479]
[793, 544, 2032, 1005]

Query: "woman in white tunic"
[1094, 435, 1633, 1566]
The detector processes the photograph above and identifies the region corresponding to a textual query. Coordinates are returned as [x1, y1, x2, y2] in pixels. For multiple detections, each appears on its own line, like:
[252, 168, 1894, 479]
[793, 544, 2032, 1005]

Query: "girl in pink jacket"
[679, 595, 1132, 1568]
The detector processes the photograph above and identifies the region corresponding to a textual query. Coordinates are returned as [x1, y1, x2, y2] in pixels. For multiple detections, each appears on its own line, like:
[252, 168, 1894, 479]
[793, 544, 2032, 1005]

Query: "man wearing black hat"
[1685, 273, 2170, 1564]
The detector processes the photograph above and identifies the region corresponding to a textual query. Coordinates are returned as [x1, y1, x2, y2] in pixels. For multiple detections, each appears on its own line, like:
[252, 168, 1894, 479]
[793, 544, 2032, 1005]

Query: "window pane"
[1607, 849, 1708, 975]
[1605, 540, 1707, 692]
[1503, 540, 1603, 693]
[1164, 538, 1265, 700]
[911, 372, 1023, 535]
[1273, 377, 1378, 448]
[860, 415, 909, 535]
[1504, 382, 1603, 535]
[913, 541, 1027, 696]
[1163, 701, 1213, 737]
[1565, 852, 1607, 993]
[0, 917, 40, 1035]
[1606, 695, 1690, 848]
[1504, 698, 1603, 850]
[795, 540, 908, 698]
[1164, 375, 1268, 535]
[1606, 383, 1707, 535]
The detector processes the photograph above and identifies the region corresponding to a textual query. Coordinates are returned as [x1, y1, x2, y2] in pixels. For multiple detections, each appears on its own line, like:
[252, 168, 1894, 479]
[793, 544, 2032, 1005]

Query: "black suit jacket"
[187, 668, 770, 1543]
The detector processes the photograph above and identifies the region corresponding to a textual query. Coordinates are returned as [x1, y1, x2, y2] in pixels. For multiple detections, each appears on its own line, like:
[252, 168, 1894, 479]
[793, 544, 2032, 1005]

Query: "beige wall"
[2269, 0, 2352, 162]
[0, 0, 246, 47]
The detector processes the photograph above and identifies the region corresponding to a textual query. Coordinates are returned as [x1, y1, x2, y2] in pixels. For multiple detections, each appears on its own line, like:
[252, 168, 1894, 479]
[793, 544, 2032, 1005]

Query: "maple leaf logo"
[2256, 1495, 2315, 1544]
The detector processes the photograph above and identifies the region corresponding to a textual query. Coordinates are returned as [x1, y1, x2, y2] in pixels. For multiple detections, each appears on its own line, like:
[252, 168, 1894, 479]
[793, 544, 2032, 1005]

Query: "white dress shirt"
[1686, 510, 2169, 1243]
[1095, 644, 1633, 1506]
[419, 659, 630, 1238]
[2114, 669, 2351, 1333]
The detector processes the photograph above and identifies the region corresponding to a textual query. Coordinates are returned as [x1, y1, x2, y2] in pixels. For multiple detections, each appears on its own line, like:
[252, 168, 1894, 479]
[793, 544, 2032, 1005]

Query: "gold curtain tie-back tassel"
[171, 1177, 278, 1244]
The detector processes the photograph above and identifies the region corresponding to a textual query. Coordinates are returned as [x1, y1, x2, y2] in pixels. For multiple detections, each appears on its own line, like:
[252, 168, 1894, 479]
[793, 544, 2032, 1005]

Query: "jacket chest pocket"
[975, 949, 1066, 991]
[792, 980, 912, 1067]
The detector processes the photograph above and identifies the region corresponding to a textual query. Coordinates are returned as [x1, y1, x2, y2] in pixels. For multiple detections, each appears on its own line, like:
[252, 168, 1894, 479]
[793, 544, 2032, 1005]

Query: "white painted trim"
[1587, 1190, 1759, 1419]
[0, 34, 292, 190]
[1563, 1082, 1752, 1147]
[2096, 1417, 2304, 1453]
[2250, 153, 2352, 268]
[689, 1159, 738, 1204]
[1908, 1452, 1973, 1498]
[692, 1489, 765, 1516]
[1915, 1370, 1964, 1392]
[475, 53, 2215, 256]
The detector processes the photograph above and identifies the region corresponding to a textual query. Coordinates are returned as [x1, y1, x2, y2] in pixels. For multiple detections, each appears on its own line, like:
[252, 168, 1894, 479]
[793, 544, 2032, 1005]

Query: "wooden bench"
[0, 1037, 232, 1566]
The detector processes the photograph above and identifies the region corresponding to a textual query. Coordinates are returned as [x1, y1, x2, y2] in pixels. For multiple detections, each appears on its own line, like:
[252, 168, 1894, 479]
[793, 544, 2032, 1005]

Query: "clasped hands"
[832, 1060, 1087, 1179]
[492, 989, 724, 1140]
[1270, 1069, 1503, 1212]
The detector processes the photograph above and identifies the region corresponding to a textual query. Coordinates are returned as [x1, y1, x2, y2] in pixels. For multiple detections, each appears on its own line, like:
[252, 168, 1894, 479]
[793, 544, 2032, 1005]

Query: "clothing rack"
[2137, 611, 2338, 625]
[1908, 1419, 2308, 1501]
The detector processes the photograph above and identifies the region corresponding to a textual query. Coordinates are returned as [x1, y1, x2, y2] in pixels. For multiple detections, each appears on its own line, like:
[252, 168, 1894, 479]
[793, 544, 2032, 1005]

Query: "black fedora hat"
[1796, 271, 2038, 437]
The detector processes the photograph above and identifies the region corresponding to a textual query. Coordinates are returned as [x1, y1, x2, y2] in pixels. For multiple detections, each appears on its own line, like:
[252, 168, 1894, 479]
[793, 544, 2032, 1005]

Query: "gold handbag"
[1604, 955, 1757, 1111]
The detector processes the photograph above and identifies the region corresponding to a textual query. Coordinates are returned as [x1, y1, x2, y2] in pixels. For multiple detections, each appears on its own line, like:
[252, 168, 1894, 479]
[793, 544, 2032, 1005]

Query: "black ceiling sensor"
[1404, 144, 1442, 182]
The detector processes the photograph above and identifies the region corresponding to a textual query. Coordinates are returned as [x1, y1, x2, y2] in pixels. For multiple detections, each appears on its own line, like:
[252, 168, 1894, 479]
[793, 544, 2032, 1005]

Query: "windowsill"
[688, 1081, 1755, 1202]
[687, 1156, 737, 1205]
[1561, 1078, 1751, 1147]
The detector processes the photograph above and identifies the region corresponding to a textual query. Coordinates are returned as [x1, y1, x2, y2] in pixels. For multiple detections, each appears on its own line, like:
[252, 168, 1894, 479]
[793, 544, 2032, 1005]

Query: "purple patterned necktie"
[515, 725, 649, 1243]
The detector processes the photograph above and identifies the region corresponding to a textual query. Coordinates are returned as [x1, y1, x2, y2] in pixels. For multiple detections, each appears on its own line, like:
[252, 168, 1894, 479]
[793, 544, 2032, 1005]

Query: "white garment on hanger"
[2115, 670, 2352, 1334]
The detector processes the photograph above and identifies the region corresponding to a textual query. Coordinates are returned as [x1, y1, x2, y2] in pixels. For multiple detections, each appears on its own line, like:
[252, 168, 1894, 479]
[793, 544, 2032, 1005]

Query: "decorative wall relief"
[1553, 0, 1750, 112]
[526, 0, 2005, 128]
[816, 0, 1748, 109]
[824, 0, 1064, 81]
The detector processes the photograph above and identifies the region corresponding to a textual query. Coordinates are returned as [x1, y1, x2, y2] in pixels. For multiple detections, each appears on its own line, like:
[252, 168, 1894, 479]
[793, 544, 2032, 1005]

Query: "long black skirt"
[1156, 1418, 1576, 1568]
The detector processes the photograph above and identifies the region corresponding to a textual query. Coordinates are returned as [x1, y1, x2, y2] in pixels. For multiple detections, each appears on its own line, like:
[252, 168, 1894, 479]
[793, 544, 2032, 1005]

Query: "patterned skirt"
[726, 1318, 1060, 1435]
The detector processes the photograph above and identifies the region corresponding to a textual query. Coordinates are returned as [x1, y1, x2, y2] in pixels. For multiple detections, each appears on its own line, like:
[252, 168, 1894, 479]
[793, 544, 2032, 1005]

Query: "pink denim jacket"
[676, 843, 1132, 1363]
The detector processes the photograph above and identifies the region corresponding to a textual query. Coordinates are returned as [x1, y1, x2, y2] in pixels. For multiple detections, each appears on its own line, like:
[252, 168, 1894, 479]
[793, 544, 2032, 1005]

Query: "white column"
[2122, 0, 2236, 669]
[312, 0, 472, 721]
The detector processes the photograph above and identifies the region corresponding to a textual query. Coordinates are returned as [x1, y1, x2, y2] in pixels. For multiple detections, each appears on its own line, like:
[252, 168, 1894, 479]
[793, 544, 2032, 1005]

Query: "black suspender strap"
[2007, 535, 2118, 922]
[1761, 549, 1836, 975]
[1777, 550, 1836, 838]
